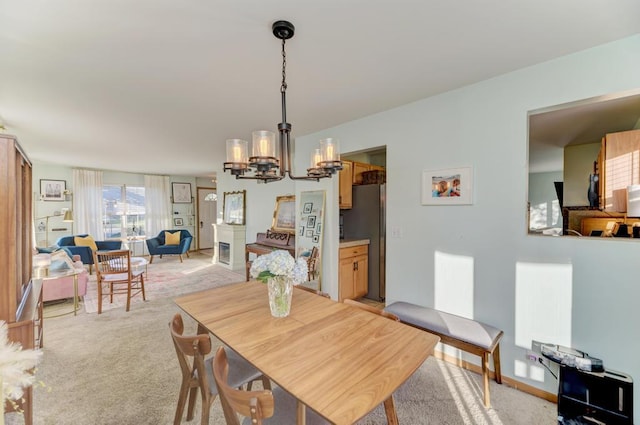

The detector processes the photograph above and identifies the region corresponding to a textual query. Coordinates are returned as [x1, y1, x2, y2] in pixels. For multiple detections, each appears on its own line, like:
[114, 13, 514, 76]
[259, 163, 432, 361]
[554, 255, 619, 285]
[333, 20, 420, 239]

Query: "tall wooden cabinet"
[1, 134, 40, 425]
[339, 160, 353, 209]
[338, 243, 368, 301]
[599, 129, 640, 211]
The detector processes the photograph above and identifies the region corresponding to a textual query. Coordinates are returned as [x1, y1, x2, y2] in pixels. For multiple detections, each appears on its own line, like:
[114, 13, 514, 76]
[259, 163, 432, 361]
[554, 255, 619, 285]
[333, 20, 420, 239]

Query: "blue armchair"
[146, 229, 192, 263]
[56, 234, 122, 274]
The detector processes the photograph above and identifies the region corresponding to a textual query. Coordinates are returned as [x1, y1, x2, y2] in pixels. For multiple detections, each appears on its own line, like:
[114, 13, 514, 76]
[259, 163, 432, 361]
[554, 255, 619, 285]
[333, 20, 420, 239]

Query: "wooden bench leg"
[482, 352, 491, 408]
[493, 344, 502, 384]
[383, 395, 399, 425]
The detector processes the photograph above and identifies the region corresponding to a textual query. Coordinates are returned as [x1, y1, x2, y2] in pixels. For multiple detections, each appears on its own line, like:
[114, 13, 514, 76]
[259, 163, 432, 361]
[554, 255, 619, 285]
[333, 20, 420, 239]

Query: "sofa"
[56, 234, 122, 273]
[42, 255, 89, 303]
[146, 229, 192, 263]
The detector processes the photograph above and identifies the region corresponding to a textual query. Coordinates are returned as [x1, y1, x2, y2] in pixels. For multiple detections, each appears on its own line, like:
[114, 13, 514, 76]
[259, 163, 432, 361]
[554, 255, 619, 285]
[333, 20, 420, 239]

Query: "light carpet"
[81, 254, 245, 314]
[14, 253, 557, 425]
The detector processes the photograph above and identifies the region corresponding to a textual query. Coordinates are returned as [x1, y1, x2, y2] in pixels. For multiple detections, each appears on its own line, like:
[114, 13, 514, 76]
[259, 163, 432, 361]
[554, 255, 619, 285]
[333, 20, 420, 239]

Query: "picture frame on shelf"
[40, 179, 66, 201]
[421, 166, 473, 205]
[172, 182, 192, 203]
[174, 217, 184, 226]
[223, 190, 246, 225]
[272, 195, 296, 234]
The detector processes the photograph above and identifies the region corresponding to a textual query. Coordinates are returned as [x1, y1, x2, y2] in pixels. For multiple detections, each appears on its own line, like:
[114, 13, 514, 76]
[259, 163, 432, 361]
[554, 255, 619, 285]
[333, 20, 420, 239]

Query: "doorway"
[197, 187, 217, 250]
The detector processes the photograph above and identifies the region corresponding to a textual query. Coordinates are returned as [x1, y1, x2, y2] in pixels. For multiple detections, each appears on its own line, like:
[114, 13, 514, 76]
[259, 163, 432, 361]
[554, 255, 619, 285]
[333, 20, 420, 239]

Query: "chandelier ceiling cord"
[223, 20, 343, 183]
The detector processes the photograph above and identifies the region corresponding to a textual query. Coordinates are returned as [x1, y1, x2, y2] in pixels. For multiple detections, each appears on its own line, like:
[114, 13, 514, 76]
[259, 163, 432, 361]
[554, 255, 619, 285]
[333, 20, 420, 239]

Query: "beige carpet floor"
[9, 252, 557, 424]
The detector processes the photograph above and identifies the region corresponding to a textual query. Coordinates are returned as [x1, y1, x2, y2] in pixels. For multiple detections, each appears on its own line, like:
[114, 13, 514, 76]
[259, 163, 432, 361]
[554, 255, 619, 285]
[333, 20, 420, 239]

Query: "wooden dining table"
[174, 281, 440, 425]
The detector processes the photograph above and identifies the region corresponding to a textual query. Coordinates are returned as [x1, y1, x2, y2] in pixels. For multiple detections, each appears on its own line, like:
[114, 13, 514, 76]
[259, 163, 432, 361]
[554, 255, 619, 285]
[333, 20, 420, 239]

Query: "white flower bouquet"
[249, 249, 308, 285]
[1, 320, 43, 417]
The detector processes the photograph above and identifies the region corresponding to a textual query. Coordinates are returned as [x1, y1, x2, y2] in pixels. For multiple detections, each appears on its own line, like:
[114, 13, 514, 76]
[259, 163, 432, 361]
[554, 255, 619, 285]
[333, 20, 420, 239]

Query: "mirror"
[528, 89, 640, 237]
[296, 190, 325, 290]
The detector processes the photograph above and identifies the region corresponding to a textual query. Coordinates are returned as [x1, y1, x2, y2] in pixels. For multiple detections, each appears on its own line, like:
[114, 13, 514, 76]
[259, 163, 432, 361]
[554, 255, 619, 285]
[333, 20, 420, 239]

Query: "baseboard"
[433, 349, 558, 404]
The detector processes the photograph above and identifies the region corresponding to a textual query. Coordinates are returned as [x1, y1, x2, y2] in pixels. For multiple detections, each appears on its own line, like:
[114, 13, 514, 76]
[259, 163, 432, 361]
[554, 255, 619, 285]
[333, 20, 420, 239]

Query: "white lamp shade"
[310, 148, 322, 168]
[226, 139, 248, 164]
[252, 130, 276, 158]
[319, 138, 340, 162]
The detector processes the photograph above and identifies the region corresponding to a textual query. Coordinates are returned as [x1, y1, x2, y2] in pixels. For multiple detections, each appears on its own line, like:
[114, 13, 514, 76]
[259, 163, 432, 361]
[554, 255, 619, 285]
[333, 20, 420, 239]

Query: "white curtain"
[144, 175, 171, 237]
[73, 169, 105, 239]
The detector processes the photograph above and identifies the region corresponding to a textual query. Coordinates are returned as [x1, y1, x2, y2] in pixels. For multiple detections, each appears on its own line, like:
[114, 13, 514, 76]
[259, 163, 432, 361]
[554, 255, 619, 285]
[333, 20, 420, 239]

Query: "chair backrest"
[156, 229, 192, 243]
[169, 313, 213, 395]
[212, 346, 274, 425]
[296, 284, 330, 298]
[343, 298, 400, 321]
[93, 249, 132, 280]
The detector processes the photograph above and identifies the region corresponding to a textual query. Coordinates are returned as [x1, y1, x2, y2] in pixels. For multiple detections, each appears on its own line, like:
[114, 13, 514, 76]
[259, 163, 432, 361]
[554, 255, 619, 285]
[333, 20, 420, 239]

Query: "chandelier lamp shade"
[223, 20, 343, 182]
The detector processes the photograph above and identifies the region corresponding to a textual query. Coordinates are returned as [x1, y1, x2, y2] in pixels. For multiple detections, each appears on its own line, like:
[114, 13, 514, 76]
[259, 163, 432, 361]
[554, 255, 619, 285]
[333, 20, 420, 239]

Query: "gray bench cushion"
[385, 302, 502, 350]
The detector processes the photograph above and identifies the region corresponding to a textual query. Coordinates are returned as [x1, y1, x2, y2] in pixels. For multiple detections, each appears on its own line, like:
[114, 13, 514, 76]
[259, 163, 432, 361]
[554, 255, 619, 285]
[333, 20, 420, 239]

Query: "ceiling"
[1, 1, 639, 177]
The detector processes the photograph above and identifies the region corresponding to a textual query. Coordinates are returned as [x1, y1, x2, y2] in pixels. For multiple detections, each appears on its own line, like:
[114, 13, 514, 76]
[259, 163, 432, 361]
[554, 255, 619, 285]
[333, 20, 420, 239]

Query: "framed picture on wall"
[174, 218, 184, 226]
[223, 190, 246, 225]
[172, 182, 192, 203]
[421, 167, 473, 205]
[40, 179, 66, 201]
[272, 195, 296, 233]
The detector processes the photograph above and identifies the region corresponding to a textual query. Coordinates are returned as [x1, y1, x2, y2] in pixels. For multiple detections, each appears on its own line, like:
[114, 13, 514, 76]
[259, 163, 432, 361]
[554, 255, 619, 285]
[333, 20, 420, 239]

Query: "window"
[103, 185, 145, 238]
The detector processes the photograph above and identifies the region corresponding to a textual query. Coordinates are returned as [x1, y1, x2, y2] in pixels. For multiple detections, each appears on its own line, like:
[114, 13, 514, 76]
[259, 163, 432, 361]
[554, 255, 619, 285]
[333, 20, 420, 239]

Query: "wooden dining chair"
[92, 249, 146, 314]
[296, 284, 330, 298]
[343, 298, 401, 425]
[169, 313, 269, 425]
[212, 346, 330, 425]
[343, 298, 399, 321]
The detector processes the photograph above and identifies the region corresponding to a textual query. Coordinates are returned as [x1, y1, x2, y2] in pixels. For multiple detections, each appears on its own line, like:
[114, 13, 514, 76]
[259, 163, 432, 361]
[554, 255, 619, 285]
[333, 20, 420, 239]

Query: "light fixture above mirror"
[223, 20, 343, 183]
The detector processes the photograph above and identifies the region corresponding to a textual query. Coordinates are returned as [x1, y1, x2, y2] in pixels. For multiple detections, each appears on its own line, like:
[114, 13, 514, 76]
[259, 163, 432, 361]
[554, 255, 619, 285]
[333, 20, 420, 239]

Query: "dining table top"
[174, 281, 440, 425]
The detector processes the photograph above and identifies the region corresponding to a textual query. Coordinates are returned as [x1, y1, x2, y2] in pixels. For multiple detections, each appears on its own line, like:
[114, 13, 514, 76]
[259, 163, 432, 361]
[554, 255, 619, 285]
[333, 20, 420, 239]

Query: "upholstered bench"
[384, 301, 503, 407]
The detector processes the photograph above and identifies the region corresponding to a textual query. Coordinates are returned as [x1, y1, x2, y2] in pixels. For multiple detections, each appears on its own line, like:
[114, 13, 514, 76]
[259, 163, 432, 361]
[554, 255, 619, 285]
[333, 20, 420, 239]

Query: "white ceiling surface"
[1, 1, 639, 177]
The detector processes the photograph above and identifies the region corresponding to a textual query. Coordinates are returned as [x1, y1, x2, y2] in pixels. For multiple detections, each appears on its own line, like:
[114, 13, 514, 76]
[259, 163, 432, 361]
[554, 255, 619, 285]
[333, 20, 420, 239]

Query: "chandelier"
[223, 20, 343, 182]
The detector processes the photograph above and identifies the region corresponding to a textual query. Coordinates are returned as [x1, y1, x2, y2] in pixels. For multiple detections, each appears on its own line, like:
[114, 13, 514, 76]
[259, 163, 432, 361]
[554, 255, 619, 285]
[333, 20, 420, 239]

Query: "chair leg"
[174, 379, 191, 425]
[493, 344, 502, 384]
[482, 352, 491, 408]
[149, 255, 154, 264]
[97, 280, 103, 314]
[126, 282, 132, 312]
[186, 386, 198, 421]
[179, 255, 183, 263]
[186, 251, 190, 258]
[140, 275, 146, 301]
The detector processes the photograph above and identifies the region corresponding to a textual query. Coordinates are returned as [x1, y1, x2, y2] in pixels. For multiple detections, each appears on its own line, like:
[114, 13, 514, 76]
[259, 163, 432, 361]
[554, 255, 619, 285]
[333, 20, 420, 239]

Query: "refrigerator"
[341, 183, 386, 301]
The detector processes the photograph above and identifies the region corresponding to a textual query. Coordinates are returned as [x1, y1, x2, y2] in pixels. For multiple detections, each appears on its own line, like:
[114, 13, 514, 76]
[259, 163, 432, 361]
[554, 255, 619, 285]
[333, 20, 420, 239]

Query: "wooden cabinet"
[352, 161, 369, 184]
[351, 161, 385, 185]
[339, 160, 353, 209]
[338, 243, 368, 301]
[599, 129, 640, 211]
[1, 134, 38, 424]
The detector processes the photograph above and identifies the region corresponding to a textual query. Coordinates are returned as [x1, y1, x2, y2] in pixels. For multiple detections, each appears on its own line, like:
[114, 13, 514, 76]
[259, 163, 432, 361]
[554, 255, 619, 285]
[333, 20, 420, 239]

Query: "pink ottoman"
[42, 261, 89, 302]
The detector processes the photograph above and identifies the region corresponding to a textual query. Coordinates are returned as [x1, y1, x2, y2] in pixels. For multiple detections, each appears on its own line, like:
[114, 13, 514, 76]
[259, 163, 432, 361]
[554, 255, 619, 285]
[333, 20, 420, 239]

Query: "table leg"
[73, 273, 78, 316]
[296, 401, 306, 425]
[383, 395, 399, 425]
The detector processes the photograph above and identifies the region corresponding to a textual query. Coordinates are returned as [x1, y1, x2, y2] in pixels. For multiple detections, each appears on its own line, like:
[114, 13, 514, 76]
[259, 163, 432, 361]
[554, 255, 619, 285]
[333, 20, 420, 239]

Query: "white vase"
[267, 276, 293, 318]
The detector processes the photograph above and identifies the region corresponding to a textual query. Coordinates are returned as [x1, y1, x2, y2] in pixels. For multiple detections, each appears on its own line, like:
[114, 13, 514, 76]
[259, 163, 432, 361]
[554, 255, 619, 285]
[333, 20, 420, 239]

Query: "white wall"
[297, 35, 640, 418]
[214, 35, 640, 420]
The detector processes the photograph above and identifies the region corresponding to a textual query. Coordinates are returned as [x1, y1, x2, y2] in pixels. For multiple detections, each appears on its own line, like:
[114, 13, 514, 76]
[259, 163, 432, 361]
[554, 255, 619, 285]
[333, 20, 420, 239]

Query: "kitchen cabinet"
[352, 161, 385, 185]
[338, 242, 368, 301]
[339, 160, 353, 209]
[599, 129, 640, 211]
